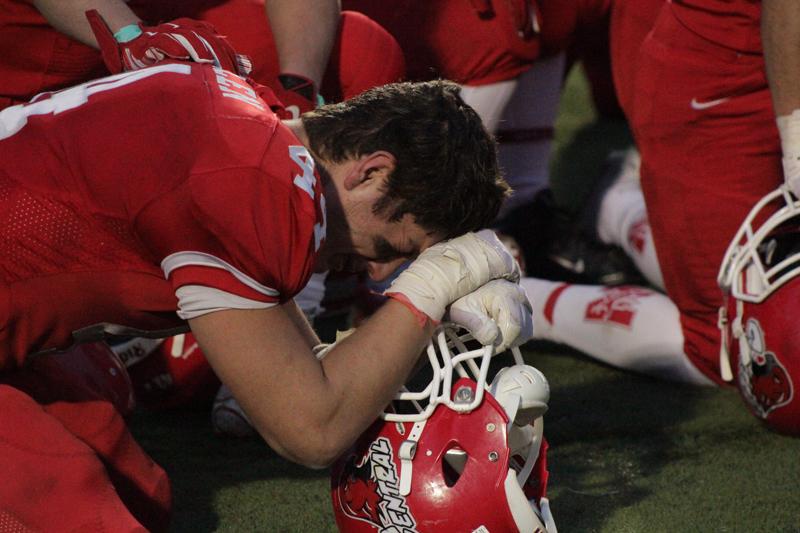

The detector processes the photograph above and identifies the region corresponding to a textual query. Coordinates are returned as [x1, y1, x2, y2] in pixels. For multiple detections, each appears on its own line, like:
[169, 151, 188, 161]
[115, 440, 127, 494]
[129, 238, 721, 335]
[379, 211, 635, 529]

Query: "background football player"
[517, 0, 800, 435]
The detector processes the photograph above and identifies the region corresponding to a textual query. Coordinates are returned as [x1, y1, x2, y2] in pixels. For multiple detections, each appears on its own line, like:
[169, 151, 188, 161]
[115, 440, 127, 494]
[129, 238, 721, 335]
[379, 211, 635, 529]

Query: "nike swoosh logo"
[690, 97, 729, 110]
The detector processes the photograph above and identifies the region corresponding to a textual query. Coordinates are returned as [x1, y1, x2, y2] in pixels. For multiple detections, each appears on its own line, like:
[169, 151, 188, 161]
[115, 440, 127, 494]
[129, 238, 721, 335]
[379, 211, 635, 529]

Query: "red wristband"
[385, 292, 439, 329]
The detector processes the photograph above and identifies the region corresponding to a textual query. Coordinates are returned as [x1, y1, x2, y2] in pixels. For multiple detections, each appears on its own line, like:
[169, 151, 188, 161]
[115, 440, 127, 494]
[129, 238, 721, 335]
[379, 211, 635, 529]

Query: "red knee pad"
[321, 11, 406, 101]
[127, 333, 220, 410]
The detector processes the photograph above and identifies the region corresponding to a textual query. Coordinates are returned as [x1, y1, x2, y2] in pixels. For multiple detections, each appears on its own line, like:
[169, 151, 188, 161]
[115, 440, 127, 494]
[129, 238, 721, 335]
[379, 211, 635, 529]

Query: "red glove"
[85, 9, 252, 76]
[274, 73, 323, 118]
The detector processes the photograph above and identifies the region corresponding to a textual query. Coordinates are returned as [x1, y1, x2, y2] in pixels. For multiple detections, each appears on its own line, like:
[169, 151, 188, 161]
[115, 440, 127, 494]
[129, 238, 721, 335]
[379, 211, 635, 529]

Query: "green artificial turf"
[128, 67, 800, 531]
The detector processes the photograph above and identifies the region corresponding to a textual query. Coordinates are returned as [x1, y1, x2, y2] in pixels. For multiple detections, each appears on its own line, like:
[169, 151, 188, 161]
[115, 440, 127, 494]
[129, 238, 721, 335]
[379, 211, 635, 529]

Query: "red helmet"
[718, 186, 800, 435]
[21, 342, 136, 416]
[331, 325, 556, 532]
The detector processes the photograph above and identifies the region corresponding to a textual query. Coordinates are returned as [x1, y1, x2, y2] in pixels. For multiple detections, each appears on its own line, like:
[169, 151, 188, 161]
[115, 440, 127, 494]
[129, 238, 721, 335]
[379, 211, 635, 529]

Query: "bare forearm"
[762, 0, 800, 116]
[190, 300, 431, 467]
[33, 0, 140, 47]
[314, 300, 432, 450]
[265, 0, 340, 87]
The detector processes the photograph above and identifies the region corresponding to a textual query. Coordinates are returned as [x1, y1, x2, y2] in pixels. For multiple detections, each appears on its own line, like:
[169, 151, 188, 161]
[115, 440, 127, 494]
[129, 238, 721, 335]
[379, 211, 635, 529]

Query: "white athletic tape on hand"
[447, 279, 533, 352]
[386, 230, 520, 323]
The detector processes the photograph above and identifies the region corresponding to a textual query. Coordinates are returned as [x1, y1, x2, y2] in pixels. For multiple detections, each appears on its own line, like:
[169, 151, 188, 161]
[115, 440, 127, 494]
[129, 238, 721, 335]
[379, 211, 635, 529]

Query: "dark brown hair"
[302, 80, 509, 238]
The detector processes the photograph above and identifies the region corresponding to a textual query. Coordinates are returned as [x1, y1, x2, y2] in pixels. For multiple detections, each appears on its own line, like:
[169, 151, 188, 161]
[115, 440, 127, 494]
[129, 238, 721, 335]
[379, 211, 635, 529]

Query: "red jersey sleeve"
[135, 151, 325, 318]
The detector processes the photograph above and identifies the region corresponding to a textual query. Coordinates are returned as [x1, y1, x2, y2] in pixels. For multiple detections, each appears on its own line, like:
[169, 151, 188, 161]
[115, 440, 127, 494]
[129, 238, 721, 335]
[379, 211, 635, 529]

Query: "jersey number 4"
[289, 145, 327, 252]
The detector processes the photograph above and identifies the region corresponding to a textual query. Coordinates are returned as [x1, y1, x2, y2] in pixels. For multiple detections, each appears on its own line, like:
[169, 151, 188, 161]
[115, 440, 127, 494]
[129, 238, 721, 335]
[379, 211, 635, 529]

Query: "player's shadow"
[128, 340, 727, 532]
[127, 408, 334, 532]
[526, 341, 722, 531]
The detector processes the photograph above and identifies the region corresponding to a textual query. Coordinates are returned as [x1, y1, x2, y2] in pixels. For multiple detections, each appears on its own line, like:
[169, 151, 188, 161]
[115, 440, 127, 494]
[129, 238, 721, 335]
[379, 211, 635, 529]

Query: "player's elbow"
[268, 426, 349, 469]
[294, 445, 343, 470]
[248, 407, 351, 468]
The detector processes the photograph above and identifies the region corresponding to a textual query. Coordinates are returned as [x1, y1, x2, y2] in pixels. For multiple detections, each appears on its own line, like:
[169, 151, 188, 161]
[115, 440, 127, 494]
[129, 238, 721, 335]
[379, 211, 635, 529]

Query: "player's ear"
[343, 151, 396, 190]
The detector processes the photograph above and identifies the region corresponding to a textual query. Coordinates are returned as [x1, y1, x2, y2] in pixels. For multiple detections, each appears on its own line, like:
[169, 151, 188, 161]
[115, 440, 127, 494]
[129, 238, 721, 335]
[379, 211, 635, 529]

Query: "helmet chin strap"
[398, 420, 426, 496]
[718, 306, 734, 382]
[540, 497, 558, 533]
[719, 294, 751, 383]
[733, 299, 750, 366]
[488, 363, 550, 494]
[509, 417, 544, 487]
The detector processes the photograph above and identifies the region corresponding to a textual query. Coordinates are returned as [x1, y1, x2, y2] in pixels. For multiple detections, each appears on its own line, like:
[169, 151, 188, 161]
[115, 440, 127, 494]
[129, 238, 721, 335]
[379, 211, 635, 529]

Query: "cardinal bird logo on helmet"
[339, 455, 382, 525]
[738, 318, 794, 419]
[333, 437, 417, 532]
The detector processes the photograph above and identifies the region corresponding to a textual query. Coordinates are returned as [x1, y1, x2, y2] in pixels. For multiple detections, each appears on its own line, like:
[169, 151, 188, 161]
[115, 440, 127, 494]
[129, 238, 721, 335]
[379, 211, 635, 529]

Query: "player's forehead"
[373, 220, 441, 261]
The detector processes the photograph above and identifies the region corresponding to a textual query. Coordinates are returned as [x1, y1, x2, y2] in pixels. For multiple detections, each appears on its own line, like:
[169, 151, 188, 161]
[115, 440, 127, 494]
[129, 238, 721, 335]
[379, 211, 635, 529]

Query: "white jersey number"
[289, 145, 326, 251]
[0, 64, 192, 140]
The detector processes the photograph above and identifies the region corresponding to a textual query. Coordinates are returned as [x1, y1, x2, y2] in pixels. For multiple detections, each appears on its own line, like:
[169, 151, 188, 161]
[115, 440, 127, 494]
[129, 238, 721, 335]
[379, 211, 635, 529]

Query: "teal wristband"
[114, 24, 142, 43]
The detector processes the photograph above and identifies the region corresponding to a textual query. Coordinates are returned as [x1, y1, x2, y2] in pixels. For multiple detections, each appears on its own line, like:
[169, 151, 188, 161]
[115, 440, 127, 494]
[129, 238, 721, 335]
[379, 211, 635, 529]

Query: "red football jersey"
[0, 63, 325, 368]
[671, 0, 762, 53]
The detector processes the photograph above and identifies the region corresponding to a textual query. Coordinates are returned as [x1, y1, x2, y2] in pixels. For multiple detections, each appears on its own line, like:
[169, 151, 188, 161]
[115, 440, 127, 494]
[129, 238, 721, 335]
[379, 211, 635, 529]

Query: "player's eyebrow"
[372, 236, 419, 262]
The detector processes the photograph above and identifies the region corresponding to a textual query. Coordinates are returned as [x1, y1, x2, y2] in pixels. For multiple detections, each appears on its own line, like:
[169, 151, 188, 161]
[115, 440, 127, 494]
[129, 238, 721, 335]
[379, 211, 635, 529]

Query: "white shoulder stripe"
[161, 251, 279, 297]
[175, 285, 277, 320]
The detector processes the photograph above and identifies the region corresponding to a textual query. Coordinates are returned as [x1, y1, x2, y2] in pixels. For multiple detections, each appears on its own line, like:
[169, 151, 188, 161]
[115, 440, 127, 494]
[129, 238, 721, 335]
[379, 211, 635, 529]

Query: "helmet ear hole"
[443, 446, 468, 487]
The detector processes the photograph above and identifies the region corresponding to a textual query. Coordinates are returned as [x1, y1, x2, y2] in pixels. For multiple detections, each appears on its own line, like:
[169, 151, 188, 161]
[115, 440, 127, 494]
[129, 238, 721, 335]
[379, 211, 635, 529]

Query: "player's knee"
[614, 289, 703, 383]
